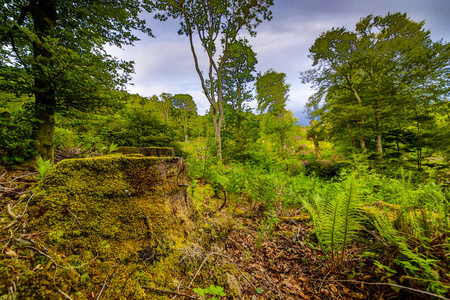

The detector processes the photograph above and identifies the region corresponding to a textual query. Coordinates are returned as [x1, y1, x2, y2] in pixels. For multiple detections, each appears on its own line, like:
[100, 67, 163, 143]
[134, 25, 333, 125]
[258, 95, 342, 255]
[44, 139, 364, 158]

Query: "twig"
[17, 192, 34, 219]
[96, 263, 118, 300]
[217, 190, 227, 211]
[172, 279, 183, 299]
[315, 279, 449, 300]
[6, 203, 17, 219]
[66, 208, 82, 228]
[142, 286, 199, 299]
[27, 246, 97, 270]
[57, 288, 73, 300]
[185, 252, 216, 290]
[318, 268, 332, 291]
[2, 173, 38, 184]
[3, 193, 35, 230]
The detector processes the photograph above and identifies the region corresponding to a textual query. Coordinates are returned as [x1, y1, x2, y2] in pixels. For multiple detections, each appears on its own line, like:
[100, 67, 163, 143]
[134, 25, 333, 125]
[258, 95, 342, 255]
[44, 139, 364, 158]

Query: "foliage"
[1, 0, 152, 161]
[260, 110, 297, 155]
[373, 214, 448, 295]
[221, 38, 257, 113]
[256, 69, 290, 116]
[108, 105, 177, 148]
[148, 0, 274, 158]
[303, 173, 363, 265]
[0, 104, 37, 165]
[193, 284, 226, 300]
[171, 94, 198, 142]
[36, 157, 51, 179]
[301, 12, 450, 164]
[53, 91, 185, 156]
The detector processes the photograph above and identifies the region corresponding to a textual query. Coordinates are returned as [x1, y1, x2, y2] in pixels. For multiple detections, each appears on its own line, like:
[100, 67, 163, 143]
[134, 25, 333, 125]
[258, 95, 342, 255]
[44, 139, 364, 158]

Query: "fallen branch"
[217, 190, 227, 212]
[142, 286, 199, 299]
[2, 193, 35, 231]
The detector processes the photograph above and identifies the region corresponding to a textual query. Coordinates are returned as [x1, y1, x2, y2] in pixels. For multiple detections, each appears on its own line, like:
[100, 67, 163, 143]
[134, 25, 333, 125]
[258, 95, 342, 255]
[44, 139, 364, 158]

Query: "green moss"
[17, 155, 196, 299]
[279, 214, 310, 223]
[361, 201, 402, 223]
[116, 146, 175, 157]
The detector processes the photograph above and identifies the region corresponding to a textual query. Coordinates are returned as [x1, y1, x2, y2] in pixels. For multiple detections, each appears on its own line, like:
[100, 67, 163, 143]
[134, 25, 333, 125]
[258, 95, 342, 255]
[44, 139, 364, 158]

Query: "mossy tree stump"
[22, 153, 195, 299]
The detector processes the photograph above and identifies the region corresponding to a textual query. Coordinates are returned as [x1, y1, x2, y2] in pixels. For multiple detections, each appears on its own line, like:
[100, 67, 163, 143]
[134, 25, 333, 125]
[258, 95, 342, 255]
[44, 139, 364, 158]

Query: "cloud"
[107, 0, 450, 121]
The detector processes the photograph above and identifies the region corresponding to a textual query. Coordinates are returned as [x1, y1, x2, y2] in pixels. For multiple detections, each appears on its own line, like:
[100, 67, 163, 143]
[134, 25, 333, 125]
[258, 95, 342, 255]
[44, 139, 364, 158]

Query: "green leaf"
[256, 287, 264, 294]
[193, 287, 205, 297]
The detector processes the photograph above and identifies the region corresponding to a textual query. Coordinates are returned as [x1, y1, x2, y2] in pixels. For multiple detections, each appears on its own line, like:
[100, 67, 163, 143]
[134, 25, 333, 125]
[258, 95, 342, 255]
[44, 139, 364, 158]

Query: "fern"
[37, 157, 52, 179]
[304, 173, 363, 266]
[373, 213, 443, 292]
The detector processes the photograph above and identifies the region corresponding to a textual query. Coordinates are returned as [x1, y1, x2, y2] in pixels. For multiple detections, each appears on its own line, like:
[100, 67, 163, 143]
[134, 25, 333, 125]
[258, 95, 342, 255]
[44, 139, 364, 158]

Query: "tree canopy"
[0, 0, 152, 162]
[256, 69, 290, 117]
[301, 12, 450, 161]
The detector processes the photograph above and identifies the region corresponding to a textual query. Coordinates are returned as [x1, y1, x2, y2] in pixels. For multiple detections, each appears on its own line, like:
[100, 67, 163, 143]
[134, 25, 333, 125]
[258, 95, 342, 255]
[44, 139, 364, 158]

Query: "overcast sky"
[107, 0, 450, 125]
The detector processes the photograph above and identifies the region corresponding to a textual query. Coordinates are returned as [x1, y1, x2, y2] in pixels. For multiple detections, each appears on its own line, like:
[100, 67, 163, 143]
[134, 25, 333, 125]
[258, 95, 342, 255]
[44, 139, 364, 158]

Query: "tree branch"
[0, 0, 37, 44]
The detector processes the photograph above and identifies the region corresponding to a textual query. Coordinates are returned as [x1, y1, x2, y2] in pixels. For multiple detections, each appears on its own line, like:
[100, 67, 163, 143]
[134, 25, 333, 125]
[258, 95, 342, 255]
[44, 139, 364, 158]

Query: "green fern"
[37, 157, 52, 179]
[373, 213, 444, 293]
[304, 173, 363, 266]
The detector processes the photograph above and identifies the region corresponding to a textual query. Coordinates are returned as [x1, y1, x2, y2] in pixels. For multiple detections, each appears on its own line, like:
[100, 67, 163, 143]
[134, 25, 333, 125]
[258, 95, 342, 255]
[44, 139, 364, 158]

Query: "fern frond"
[303, 172, 364, 266]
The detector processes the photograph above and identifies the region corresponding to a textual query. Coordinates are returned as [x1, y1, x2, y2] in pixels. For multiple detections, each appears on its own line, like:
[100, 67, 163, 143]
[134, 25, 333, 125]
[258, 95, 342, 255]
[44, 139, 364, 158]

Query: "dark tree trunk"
[31, 0, 57, 163]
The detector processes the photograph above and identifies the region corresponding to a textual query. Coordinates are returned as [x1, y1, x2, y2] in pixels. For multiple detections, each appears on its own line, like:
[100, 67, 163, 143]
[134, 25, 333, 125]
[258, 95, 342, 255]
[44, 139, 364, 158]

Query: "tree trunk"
[31, 0, 57, 163]
[346, 122, 360, 148]
[375, 100, 383, 161]
[216, 100, 224, 159]
[186, 22, 223, 159]
[309, 120, 322, 159]
[346, 78, 366, 151]
[357, 123, 366, 151]
[313, 137, 321, 159]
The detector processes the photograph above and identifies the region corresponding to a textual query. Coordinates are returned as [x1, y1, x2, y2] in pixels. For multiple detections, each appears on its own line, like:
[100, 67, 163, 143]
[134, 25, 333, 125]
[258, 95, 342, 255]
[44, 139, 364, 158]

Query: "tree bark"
[309, 120, 322, 159]
[345, 77, 366, 151]
[31, 0, 57, 163]
[375, 99, 383, 161]
[346, 122, 360, 148]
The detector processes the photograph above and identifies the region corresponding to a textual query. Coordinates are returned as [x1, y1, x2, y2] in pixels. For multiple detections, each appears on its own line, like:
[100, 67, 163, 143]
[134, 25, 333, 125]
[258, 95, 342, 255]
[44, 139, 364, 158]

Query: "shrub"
[0, 109, 37, 165]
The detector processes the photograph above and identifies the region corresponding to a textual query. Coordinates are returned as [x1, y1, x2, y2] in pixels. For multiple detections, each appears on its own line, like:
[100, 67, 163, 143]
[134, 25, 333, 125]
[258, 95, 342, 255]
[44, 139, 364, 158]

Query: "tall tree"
[221, 37, 257, 121]
[220, 37, 257, 160]
[256, 69, 290, 117]
[300, 28, 368, 151]
[256, 69, 291, 150]
[157, 92, 173, 123]
[301, 12, 450, 161]
[147, 0, 273, 159]
[171, 93, 197, 142]
[0, 0, 152, 163]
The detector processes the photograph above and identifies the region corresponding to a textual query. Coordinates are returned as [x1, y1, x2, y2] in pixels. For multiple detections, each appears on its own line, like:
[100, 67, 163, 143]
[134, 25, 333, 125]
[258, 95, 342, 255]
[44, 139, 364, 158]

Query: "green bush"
[0, 109, 37, 165]
[108, 108, 183, 155]
[303, 158, 351, 178]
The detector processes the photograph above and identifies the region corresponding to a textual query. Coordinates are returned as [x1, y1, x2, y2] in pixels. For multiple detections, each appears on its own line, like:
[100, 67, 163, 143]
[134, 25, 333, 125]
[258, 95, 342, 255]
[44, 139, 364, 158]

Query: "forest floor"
[0, 168, 444, 300]
[192, 199, 437, 300]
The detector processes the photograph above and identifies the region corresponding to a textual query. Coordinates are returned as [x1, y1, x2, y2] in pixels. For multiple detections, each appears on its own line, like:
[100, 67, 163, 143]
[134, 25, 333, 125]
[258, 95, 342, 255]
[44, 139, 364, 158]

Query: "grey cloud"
[109, 0, 450, 119]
